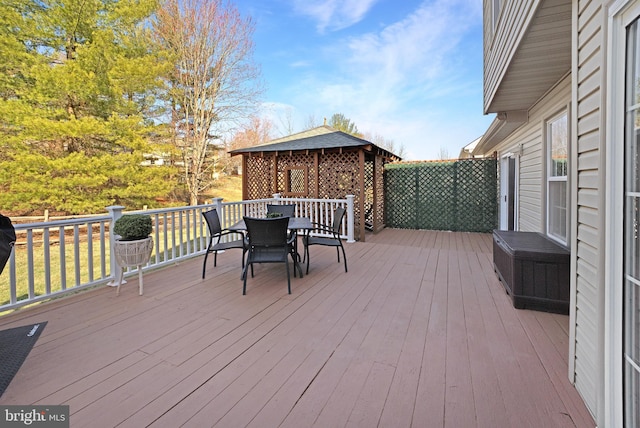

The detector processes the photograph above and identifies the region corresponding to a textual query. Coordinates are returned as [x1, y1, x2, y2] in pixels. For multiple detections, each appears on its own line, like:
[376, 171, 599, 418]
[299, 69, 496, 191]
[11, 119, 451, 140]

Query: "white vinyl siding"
[483, 0, 536, 111]
[518, 135, 544, 231]
[574, 0, 605, 421]
[492, 0, 502, 34]
[491, 76, 571, 233]
[483, 0, 571, 114]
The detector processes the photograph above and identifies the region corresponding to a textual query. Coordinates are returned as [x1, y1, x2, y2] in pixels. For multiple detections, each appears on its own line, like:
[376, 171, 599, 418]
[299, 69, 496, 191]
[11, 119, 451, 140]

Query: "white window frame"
[546, 110, 569, 245]
[606, 2, 640, 427]
[499, 151, 519, 231]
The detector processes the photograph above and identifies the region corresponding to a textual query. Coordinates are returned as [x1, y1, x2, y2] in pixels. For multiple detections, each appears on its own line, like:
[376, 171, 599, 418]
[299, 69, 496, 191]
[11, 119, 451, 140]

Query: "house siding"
[483, 0, 537, 111]
[573, 0, 605, 421]
[482, 0, 613, 423]
[491, 75, 571, 233]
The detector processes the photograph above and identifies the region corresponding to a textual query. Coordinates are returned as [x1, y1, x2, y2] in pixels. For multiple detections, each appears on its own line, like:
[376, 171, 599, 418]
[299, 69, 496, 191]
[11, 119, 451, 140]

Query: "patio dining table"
[228, 216, 313, 234]
[229, 216, 313, 272]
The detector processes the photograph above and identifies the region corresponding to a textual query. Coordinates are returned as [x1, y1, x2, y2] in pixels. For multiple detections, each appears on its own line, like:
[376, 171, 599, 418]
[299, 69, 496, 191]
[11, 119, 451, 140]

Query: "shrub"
[113, 214, 152, 241]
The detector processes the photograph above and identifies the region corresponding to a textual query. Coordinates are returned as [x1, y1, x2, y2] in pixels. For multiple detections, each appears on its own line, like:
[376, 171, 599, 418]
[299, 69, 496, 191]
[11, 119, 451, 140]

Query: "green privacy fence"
[384, 158, 498, 232]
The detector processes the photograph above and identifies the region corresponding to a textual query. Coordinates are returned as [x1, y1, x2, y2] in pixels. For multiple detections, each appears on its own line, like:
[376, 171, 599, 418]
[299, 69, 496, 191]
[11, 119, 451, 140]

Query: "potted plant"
[112, 214, 154, 295]
[114, 214, 153, 241]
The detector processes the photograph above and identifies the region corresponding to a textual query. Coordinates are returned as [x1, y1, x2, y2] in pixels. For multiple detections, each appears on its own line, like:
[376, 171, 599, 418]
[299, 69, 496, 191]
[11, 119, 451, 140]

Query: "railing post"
[106, 205, 125, 286]
[346, 195, 355, 243]
[212, 197, 225, 227]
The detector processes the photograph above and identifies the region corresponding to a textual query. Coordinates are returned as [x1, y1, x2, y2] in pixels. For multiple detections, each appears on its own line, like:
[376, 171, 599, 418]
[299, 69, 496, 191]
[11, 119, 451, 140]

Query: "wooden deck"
[0, 229, 595, 427]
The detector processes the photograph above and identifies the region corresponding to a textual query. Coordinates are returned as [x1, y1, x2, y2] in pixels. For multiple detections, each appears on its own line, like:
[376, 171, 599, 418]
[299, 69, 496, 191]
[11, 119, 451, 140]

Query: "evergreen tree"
[329, 113, 362, 137]
[0, 0, 175, 214]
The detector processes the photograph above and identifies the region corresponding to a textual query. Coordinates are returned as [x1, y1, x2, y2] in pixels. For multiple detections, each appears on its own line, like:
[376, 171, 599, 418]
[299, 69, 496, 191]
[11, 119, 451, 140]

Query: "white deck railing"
[0, 196, 354, 312]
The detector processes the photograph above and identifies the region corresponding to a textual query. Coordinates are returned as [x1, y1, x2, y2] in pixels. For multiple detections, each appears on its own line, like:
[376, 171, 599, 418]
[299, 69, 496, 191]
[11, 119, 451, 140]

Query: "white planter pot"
[114, 237, 153, 267]
[113, 237, 153, 295]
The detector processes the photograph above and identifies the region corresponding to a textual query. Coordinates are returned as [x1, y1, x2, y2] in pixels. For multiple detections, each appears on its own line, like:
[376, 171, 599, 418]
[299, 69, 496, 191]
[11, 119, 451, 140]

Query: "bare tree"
[438, 147, 451, 160]
[364, 132, 406, 159]
[154, 0, 262, 205]
[223, 116, 273, 174]
[304, 114, 321, 130]
[276, 106, 295, 137]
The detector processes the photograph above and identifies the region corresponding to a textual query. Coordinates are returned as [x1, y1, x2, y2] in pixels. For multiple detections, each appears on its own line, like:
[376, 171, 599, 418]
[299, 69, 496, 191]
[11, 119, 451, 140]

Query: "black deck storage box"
[492, 230, 570, 314]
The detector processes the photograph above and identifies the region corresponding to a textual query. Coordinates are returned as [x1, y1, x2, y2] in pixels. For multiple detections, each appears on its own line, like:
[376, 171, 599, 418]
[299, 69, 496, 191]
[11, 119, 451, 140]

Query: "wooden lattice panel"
[277, 154, 316, 196]
[385, 159, 498, 232]
[318, 152, 361, 237]
[384, 166, 417, 227]
[364, 160, 374, 229]
[317, 152, 359, 197]
[240, 149, 396, 240]
[375, 156, 385, 231]
[416, 164, 455, 230]
[455, 159, 498, 231]
[245, 155, 275, 200]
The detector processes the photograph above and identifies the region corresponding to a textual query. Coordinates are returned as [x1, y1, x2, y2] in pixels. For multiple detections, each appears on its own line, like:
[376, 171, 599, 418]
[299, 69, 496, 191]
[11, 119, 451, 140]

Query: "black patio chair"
[202, 209, 247, 279]
[266, 203, 299, 258]
[302, 207, 347, 274]
[0, 213, 16, 275]
[266, 204, 296, 217]
[242, 216, 301, 295]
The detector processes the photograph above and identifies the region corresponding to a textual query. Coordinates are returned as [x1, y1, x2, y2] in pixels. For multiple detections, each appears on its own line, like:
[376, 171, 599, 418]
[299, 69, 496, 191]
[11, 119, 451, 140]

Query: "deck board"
[0, 229, 595, 427]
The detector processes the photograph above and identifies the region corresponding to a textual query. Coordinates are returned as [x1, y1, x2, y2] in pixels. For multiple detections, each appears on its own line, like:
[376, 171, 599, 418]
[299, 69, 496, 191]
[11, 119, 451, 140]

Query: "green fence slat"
[384, 159, 497, 232]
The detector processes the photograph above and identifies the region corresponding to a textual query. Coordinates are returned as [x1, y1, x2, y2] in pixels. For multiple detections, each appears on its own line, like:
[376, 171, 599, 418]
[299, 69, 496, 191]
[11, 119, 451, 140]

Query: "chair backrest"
[244, 216, 289, 247]
[266, 204, 295, 217]
[331, 207, 346, 234]
[202, 209, 222, 236]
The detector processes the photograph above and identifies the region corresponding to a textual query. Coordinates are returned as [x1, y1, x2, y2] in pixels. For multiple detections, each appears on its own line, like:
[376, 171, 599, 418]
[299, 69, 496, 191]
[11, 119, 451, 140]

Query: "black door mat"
[0, 322, 47, 397]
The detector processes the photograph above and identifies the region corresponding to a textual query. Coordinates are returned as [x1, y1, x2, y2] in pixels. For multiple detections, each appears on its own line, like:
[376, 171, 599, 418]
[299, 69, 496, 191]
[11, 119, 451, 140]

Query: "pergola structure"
[229, 126, 400, 241]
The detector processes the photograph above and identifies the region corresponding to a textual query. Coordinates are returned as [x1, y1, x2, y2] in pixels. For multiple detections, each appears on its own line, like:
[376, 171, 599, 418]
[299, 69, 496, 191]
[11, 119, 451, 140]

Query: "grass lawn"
[1, 174, 243, 310]
[205, 175, 243, 202]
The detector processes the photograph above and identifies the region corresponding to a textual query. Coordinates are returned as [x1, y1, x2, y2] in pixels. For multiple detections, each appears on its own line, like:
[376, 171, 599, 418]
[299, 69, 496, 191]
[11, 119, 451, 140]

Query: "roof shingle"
[229, 125, 400, 160]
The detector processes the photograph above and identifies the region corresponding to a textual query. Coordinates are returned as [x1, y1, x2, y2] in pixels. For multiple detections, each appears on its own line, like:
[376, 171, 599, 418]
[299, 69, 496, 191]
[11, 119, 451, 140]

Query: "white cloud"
[343, 0, 479, 97]
[289, 60, 312, 68]
[291, 0, 381, 32]
[259, 102, 301, 138]
[285, 0, 489, 159]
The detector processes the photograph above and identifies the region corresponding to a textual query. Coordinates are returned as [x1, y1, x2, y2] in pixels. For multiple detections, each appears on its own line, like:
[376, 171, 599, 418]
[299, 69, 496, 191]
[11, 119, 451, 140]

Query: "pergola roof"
[229, 125, 401, 160]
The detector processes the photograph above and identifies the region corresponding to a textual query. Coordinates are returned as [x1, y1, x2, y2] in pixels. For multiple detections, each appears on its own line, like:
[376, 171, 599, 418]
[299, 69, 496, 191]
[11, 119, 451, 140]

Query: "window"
[547, 112, 568, 244]
[284, 167, 307, 196]
[625, 16, 640, 427]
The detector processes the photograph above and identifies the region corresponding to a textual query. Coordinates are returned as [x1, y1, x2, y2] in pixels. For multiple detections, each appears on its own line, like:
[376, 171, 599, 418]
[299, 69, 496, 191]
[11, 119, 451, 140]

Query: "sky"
[234, 0, 495, 161]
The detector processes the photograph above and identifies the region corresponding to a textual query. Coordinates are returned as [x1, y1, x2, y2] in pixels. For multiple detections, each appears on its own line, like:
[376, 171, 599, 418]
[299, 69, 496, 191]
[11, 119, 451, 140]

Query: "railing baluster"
[162, 212, 169, 263]
[59, 226, 66, 291]
[87, 223, 94, 283]
[9, 250, 17, 304]
[44, 229, 51, 295]
[27, 230, 35, 299]
[100, 222, 106, 277]
[153, 213, 160, 266]
[74, 224, 81, 286]
[171, 212, 177, 259]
